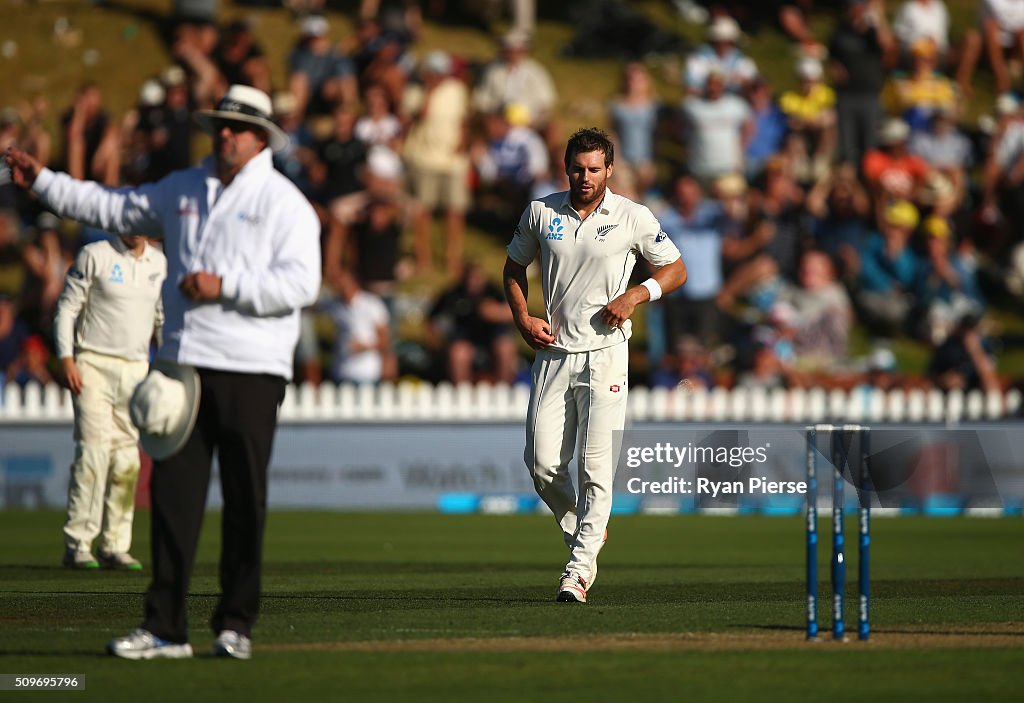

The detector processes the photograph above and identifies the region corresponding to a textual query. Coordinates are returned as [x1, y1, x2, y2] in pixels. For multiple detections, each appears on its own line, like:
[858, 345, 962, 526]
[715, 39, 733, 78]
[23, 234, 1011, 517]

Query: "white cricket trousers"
[64, 351, 149, 554]
[525, 342, 628, 583]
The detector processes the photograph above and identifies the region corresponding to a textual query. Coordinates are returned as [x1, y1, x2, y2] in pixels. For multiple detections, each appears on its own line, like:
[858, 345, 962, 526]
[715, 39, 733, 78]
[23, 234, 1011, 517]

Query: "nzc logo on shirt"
[110, 264, 124, 284]
[546, 217, 565, 241]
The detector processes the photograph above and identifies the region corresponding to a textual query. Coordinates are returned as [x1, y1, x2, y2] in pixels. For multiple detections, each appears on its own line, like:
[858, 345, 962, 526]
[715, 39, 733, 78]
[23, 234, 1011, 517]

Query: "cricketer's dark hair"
[564, 127, 614, 171]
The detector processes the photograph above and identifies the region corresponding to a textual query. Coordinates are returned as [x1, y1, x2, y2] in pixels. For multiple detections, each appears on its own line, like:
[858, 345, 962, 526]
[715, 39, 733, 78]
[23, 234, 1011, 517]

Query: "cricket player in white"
[55, 233, 166, 570]
[503, 128, 687, 603]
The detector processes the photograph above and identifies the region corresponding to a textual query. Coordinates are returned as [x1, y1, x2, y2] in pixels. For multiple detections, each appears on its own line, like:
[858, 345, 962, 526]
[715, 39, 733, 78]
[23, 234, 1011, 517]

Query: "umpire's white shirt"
[54, 237, 166, 361]
[32, 149, 321, 380]
[507, 188, 681, 353]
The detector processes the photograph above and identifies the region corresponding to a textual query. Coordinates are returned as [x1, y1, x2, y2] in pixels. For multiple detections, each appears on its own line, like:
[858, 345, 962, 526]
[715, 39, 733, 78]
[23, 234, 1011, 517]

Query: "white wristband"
[641, 278, 662, 302]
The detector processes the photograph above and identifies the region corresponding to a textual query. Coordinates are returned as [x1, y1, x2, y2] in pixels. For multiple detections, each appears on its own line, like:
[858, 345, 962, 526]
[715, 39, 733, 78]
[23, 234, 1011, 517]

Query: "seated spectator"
[473, 29, 557, 138]
[805, 163, 871, 279]
[322, 269, 394, 384]
[657, 175, 727, 347]
[401, 51, 470, 274]
[288, 15, 358, 119]
[779, 57, 837, 182]
[744, 78, 788, 181]
[427, 263, 518, 385]
[609, 62, 660, 198]
[650, 335, 715, 390]
[928, 313, 1000, 392]
[751, 156, 805, 282]
[0, 294, 28, 377]
[981, 94, 1024, 236]
[325, 148, 418, 302]
[863, 117, 932, 206]
[5, 334, 53, 388]
[735, 330, 786, 390]
[471, 105, 549, 224]
[718, 190, 791, 315]
[317, 104, 369, 204]
[684, 15, 758, 95]
[681, 69, 754, 184]
[774, 249, 853, 373]
[881, 38, 958, 132]
[914, 216, 984, 344]
[909, 104, 972, 173]
[214, 18, 271, 95]
[355, 83, 403, 151]
[854, 199, 922, 335]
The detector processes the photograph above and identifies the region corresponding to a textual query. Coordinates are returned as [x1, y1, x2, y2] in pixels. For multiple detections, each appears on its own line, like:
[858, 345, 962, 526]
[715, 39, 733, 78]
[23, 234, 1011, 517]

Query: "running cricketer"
[502, 127, 687, 603]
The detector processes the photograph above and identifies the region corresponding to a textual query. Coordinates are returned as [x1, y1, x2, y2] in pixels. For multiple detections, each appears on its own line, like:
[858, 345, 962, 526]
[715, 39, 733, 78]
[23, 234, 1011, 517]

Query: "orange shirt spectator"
[863, 118, 930, 200]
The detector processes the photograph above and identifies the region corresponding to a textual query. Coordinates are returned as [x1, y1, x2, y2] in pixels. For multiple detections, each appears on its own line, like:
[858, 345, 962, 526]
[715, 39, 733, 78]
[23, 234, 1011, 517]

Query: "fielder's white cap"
[130, 361, 201, 460]
[195, 84, 290, 152]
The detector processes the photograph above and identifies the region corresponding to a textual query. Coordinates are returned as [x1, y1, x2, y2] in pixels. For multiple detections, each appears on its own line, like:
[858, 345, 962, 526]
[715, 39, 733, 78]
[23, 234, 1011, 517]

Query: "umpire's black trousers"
[142, 369, 286, 644]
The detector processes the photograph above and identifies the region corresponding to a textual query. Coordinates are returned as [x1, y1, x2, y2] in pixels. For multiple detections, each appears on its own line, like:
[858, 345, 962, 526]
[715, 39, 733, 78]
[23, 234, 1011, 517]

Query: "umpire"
[4, 85, 321, 660]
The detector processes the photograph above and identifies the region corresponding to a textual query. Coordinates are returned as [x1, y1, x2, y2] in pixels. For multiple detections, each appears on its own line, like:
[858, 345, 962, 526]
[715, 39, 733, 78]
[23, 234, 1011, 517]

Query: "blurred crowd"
[2, 0, 1024, 396]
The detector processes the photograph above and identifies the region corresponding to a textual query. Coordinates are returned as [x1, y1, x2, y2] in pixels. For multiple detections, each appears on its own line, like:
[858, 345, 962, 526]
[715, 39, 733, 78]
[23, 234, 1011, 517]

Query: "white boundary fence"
[0, 381, 1020, 424]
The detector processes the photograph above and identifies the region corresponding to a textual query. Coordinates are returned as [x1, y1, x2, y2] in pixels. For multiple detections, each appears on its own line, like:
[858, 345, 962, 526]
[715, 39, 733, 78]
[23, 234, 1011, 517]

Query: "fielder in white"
[503, 128, 687, 602]
[55, 233, 166, 570]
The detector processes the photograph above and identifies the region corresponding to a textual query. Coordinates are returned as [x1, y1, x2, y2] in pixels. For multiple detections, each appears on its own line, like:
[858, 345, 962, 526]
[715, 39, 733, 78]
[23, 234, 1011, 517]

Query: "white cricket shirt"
[507, 188, 681, 353]
[54, 237, 165, 361]
[32, 149, 321, 380]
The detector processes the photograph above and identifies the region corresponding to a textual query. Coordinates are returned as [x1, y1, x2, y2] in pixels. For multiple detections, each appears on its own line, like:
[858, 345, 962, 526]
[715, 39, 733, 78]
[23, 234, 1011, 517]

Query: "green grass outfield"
[1, 511, 1022, 701]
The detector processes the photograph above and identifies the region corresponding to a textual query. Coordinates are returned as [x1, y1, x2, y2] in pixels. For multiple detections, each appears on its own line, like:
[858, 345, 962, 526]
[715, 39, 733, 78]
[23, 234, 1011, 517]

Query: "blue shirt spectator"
[659, 198, 726, 301]
[858, 231, 920, 293]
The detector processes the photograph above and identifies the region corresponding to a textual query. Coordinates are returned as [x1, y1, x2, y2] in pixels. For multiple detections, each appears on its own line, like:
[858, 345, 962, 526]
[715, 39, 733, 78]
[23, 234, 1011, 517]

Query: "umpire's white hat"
[195, 85, 290, 152]
[129, 361, 201, 460]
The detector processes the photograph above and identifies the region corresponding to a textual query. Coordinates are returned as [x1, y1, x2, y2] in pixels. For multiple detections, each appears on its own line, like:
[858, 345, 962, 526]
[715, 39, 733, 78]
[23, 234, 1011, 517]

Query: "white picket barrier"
[0, 382, 1021, 424]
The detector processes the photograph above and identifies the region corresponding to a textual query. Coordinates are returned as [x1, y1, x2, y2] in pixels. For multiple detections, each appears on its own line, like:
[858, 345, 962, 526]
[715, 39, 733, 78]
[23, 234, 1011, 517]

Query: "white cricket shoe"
[213, 630, 252, 660]
[107, 628, 193, 660]
[556, 571, 588, 603]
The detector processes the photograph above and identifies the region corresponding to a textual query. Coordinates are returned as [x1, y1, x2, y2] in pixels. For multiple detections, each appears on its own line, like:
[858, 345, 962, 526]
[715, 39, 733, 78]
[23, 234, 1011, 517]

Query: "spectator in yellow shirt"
[881, 37, 958, 131]
[779, 57, 837, 179]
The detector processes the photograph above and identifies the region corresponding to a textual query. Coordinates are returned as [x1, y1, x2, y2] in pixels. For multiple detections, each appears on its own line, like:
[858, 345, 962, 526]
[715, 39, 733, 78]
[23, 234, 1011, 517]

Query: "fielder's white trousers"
[64, 351, 148, 554]
[525, 343, 628, 584]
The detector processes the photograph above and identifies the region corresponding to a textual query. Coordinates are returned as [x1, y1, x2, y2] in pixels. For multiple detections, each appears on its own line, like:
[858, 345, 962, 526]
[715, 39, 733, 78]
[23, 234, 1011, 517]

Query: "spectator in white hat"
[288, 15, 358, 118]
[684, 14, 758, 95]
[474, 29, 557, 133]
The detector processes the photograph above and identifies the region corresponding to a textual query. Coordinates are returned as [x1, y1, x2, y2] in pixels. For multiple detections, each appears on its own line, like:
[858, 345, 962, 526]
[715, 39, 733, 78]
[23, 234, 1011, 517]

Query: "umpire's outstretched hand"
[3, 147, 43, 189]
